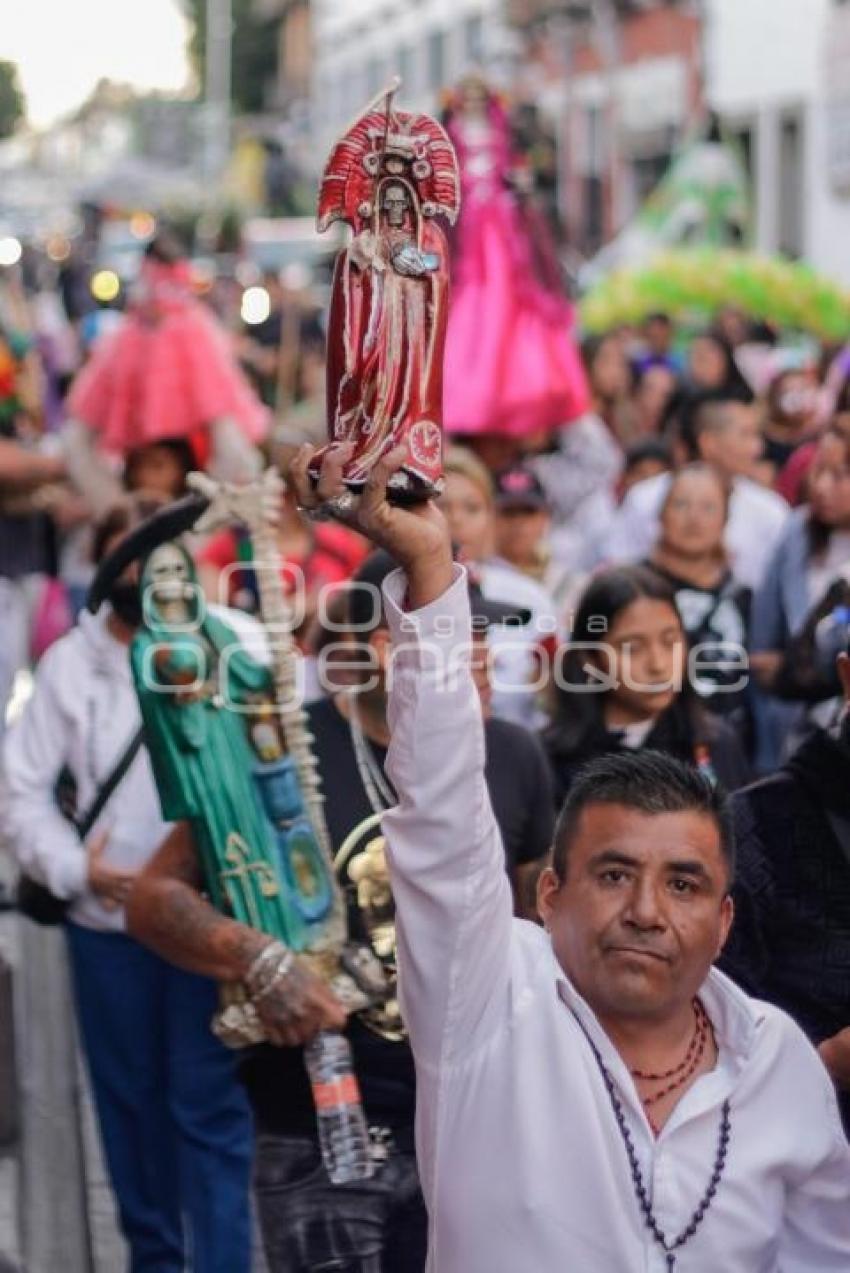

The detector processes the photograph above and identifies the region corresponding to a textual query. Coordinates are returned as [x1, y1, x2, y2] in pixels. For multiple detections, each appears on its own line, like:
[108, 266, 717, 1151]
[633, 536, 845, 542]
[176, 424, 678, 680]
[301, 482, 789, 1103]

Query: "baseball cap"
[493, 463, 548, 512]
[347, 550, 532, 632]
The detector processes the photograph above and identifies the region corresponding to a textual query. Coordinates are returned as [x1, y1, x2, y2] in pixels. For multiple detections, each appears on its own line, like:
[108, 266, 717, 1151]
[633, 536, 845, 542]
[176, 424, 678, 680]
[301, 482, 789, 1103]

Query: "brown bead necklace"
[631, 999, 710, 1136]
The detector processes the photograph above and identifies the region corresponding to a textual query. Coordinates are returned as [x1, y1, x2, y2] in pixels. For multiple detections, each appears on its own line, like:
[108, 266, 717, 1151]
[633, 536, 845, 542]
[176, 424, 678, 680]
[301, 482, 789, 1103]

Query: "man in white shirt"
[605, 395, 789, 589]
[291, 442, 850, 1273]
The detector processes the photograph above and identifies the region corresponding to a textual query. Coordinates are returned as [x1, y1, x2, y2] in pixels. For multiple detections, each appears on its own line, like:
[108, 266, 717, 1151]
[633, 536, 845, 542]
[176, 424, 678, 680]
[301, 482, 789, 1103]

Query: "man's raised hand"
[290, 442, 454, 610]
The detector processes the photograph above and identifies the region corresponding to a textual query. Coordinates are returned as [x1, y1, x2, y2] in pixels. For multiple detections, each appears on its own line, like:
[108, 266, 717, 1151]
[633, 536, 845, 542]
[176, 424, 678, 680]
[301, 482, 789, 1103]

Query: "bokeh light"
[91, 269, 121, 303]
[46, 235, 71, 263]
[129, 211, 157, 240]
[0, 238, 23, 267]
[241, 286, 271, 325]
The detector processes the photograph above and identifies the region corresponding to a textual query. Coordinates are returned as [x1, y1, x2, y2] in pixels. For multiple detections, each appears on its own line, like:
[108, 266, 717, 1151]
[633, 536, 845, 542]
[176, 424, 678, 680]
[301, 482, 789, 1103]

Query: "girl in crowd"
[751, 427, 850, 765]
[544, 564, 750, 807]
[752, 427, 850, 676]
[3, 496, 254, 1272]
[582, 333, 639, 446]
[686, 329, 754, 402]
[646, 464, 751, 729]
[759, 366, 820, 488]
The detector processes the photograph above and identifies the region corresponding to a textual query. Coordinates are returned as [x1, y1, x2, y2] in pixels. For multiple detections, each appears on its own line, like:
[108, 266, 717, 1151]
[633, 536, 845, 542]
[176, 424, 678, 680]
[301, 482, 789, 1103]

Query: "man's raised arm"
[290, 443, 515, 1067]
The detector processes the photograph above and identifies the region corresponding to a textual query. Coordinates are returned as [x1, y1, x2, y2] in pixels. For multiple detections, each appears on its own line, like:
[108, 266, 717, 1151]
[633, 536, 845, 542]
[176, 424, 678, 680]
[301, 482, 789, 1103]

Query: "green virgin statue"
[130, 540, 312, 949]
[86, 473, 387, 1046]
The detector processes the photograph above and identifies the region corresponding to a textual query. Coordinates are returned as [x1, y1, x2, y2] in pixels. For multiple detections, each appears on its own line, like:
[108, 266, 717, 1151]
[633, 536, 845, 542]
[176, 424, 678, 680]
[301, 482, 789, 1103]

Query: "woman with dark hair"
[544, 564, 750, 806]
[750, 428, 850, 767]
[752, 428, 850, 675]
[760, 366, 819, 482]
[582, 333, 639, 446]
[686, 329, 754, 403]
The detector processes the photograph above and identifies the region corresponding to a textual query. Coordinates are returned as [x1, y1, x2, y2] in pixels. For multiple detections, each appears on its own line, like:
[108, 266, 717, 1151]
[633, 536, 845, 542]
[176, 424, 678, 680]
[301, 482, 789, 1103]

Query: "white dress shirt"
[381, 566, 850, 1273]
[603, 473, 789, 591]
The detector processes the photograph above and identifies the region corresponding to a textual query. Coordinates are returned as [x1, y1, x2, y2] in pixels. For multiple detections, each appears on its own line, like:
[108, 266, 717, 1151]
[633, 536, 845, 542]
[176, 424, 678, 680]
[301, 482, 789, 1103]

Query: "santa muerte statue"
[308, 79, 460, 502]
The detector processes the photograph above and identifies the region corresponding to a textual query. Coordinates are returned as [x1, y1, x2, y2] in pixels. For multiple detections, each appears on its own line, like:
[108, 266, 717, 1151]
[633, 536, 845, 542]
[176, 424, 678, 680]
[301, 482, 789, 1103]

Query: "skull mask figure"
[381, 182, 411, 229]
[147, 543, 191, 607]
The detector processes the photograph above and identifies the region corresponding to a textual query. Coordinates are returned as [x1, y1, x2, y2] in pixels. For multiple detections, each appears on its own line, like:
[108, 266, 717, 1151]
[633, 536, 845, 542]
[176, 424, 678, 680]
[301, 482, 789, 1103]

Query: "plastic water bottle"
[304, 1030, 375, 1184]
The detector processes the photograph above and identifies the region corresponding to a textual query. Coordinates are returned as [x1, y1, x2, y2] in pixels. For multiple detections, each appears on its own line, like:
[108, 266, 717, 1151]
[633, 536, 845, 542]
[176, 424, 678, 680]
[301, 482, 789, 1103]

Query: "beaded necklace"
[632, 999, 710, 1135]
[574, 1012, 731, 1272]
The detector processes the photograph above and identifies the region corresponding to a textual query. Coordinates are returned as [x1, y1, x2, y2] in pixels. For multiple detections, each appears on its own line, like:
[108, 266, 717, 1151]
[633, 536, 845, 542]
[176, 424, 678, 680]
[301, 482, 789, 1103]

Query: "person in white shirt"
[289, 441, 850, 1273]
[605, 394, 788, 590]
[2, 497, 255, 1273]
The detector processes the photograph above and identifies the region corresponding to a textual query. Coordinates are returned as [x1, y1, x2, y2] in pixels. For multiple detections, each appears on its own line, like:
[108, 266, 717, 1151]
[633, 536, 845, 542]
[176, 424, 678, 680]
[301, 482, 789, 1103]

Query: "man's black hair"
[552, 750, 735, 885]
[678, 388, 751, 461]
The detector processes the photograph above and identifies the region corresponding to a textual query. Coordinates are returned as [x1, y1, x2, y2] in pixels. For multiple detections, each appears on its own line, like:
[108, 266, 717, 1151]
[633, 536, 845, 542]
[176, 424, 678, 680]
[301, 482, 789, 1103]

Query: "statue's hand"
[255, 956, 348, 1047]
[290, 442, 454, 611]
[390, 244, 436, 277]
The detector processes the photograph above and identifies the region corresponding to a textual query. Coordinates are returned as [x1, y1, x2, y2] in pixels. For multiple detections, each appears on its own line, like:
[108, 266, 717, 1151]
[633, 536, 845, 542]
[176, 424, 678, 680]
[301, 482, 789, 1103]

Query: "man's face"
[699, 405, 762, 478]
[660, 471, 727, 559]
[538, 804, 733, 1025]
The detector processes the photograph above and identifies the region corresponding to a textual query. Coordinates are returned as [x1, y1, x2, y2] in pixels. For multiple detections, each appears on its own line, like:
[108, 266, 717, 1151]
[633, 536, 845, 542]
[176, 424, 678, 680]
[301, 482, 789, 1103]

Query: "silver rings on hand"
[327, 491, 357, 516]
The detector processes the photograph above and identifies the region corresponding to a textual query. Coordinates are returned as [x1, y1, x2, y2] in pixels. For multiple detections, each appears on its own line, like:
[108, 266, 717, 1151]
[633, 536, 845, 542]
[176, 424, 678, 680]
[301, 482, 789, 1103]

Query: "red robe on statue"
[309, 83, 459, 501]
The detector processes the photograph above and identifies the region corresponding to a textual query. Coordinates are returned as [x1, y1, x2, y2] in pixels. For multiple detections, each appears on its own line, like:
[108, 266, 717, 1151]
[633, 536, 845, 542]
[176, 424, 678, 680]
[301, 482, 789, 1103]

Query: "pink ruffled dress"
[443, 103, 589, 438]
[68, 259, 268, 455]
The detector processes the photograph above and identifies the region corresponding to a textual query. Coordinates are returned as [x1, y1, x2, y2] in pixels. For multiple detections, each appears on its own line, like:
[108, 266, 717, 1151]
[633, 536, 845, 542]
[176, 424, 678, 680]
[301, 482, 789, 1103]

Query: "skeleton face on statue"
[381, 182, 411, 228]
[146, 542, 192, 607]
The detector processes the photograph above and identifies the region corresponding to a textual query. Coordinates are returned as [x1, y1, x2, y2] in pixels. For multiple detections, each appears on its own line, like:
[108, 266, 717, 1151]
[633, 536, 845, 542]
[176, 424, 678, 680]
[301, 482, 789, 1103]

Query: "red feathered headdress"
[317, 78, 460, 235]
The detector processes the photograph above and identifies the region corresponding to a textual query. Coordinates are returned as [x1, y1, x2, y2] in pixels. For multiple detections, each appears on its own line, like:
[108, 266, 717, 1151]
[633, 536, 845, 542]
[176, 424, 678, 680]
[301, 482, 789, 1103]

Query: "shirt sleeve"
[382, 565, 514, 1068]
[2, 647, 88, 899]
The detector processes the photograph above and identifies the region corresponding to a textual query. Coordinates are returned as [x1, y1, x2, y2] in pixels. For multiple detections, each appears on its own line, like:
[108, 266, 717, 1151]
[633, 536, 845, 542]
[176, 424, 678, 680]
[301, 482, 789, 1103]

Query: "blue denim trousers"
[66, 923, 254, 1273]
[253, 1130, 427, 1273]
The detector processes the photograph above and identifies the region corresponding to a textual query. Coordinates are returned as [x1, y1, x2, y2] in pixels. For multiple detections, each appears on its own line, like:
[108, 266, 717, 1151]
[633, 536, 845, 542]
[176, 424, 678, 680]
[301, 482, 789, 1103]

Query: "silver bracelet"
[245, 941, 293, 998]
[252, 953, 296, 1004]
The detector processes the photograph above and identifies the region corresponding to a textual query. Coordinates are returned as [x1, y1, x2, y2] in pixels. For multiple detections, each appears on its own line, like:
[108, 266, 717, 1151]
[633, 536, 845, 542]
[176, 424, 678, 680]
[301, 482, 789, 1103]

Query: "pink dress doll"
[67, 238, 268, 465]
[443, 79, 589, 440]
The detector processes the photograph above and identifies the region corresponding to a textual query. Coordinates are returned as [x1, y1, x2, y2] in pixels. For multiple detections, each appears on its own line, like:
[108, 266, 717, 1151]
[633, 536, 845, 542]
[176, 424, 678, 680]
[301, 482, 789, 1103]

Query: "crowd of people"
[3, 224, 850, 1271]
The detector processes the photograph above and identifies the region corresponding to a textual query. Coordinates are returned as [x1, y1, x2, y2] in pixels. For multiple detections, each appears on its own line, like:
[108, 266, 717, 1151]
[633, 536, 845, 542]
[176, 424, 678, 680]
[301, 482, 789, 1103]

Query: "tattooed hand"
[255, 957, 347, 1047]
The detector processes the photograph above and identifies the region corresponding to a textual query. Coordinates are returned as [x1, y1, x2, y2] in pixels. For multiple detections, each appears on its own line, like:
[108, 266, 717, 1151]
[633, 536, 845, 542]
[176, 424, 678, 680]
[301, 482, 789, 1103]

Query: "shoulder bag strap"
[76, 725, 146, 841]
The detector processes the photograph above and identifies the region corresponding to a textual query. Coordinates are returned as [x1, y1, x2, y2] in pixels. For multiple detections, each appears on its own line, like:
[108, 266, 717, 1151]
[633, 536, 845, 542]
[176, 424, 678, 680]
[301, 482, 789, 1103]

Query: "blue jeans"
[66, 923, 253, 1273]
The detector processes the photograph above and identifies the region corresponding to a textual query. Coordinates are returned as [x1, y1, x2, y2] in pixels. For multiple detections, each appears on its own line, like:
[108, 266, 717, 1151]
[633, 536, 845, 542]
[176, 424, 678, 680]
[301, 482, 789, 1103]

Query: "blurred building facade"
[705, 0, 850, 286]
[311, 0, 513, 151]
[508, 1, 703, 257]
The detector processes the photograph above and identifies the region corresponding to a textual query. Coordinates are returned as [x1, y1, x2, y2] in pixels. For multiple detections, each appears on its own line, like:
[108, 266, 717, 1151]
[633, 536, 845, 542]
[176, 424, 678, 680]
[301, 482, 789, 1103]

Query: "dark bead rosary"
[575, 1012, 731, 1272]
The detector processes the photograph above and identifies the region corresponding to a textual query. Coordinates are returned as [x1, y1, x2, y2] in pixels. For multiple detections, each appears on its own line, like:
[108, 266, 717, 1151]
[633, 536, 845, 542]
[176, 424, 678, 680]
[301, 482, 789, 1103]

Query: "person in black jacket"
[719, 645, 850, 1133]
[544, 564, 750, 807]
